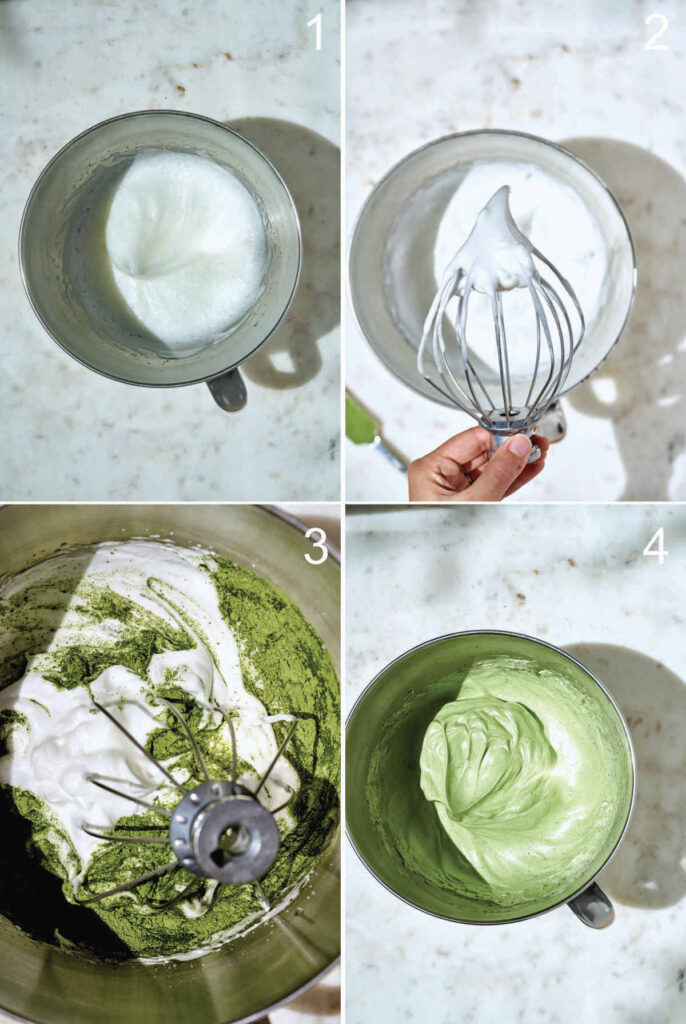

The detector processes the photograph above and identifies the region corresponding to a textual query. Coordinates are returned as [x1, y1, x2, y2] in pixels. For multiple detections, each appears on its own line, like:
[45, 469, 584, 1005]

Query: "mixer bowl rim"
[18, 108, 303, 389]
[347, 127, 638, 409]
[345, 627, 636, 927]
[0, 503, 340, 1024]
[263, 504, 341, 564]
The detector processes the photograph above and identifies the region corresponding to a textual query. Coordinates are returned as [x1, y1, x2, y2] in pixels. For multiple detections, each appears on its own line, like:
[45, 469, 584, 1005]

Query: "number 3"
[305, 527, 328, 565]
[645, 12, 669, 50]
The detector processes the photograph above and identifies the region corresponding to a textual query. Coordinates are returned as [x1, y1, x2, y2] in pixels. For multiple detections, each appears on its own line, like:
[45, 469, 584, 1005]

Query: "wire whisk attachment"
[418, 186, 585, 449]
[75, 697, 297, 913]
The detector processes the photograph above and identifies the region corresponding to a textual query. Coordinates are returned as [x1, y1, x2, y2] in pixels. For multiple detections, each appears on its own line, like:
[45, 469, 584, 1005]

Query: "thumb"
[465, 434, 532, 501]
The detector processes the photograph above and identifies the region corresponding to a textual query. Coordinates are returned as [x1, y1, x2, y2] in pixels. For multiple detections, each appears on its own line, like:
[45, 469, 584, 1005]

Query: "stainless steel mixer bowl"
[0, 504, 340, 1024]
[19, 111, 302, 411]
[349, 129, 637, 407]
[346, 630, 635, 929]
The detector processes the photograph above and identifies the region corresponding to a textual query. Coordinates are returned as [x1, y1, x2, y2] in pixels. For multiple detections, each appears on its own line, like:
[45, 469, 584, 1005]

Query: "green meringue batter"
[368, 655, 633, 912]
[419, 657, 628, 906]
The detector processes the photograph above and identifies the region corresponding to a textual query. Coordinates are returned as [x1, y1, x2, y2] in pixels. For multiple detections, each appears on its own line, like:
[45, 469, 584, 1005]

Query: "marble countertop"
[0, 0, 340, 500]
[346, 503, 686, 1023]
[346, 0, 686, 501]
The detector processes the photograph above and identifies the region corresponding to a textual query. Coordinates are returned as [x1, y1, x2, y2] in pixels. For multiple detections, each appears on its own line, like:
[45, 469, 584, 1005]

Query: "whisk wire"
[491, 292, 511, 426]
[209, 882, 226, 910]
[524, 313, 542, 409]
[82, 825, 169, 845]
[535, 281, 567, 406]
[92, 700, 188, 796]
[496, 293, 513, 414]
[253, 721, 297, 798]
[74, 861, 178, 906]
[87, 774, 173, 818]
[459, 279, 496, 423]
[435, 293, 476, 414]
[157, 696, 210, 784]
[524, 280, 557, 418]
[531, 245, 586, 350]
[149, 875, 199, 911]
[539, 277, 575, 392]
[215, 707, 239, 784]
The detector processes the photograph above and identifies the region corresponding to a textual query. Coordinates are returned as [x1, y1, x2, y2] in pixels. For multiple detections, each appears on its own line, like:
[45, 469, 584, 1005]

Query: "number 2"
[645, 13, 669, 50]
[643, 527, 668, 565]
[308, 12, 322, 50]
[305, 527, 328, 565]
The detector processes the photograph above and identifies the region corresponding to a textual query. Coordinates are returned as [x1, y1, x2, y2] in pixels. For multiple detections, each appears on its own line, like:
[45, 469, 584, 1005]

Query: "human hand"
[408, 426, 549, 502]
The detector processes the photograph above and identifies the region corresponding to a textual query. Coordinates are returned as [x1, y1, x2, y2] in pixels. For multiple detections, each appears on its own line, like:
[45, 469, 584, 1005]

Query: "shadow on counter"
[228, 118, 340, 391]
[561, 138, 686, 501]
[566, 642, 686, 910]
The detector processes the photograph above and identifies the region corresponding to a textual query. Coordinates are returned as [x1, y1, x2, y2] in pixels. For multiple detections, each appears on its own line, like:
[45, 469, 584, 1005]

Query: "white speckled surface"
[345, 0, 686, 501]
[0, 0, 340, 500]
[346, 503, 686, 1023]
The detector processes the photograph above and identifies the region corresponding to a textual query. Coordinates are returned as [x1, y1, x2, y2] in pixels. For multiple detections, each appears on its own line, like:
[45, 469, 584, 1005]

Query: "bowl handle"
[567, 881, 614, 928]
[207, 368, 248, 412]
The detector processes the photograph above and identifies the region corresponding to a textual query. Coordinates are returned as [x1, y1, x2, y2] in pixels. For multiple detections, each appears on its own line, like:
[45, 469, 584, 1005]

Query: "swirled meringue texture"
[419, 658, 627, 906]
[366, 655, 633, 915]
[104, 150, 268, 354]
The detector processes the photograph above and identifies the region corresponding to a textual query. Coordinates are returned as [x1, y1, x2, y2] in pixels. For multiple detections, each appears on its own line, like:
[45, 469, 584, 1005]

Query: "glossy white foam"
[105, 150, 268, 352]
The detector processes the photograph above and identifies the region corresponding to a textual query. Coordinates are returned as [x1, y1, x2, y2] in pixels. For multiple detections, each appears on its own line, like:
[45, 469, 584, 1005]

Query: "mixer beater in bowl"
[418, 185, 585, 454]
[75, 696, 298, 914]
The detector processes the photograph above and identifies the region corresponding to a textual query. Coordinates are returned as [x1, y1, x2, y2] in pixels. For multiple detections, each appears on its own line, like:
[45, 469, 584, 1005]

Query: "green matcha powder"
[0, 555, 339, 961]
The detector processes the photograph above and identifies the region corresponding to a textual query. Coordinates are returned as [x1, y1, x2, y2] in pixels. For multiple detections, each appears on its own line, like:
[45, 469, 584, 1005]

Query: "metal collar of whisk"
[169, 779, 281, 885]
[418, 191, 586, 443]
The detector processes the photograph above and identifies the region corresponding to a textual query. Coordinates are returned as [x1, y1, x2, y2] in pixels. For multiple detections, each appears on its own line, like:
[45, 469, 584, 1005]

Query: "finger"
[429, 425, 494, 465]
[465, 434, 549, 475]
[504, 455, 546, 496]
[411, 425, 494, 496]
[461, 450, 490, 475]
[464, 433, 549, 481]
[427, 457, 473, 494]
[408, 456, 472, 500]
[468, 433, 549, 477]
[463, 434, 533, 501]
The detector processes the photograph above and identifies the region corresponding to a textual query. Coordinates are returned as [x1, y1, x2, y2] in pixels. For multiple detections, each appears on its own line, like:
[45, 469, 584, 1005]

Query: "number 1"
[308, 11, 322, 50]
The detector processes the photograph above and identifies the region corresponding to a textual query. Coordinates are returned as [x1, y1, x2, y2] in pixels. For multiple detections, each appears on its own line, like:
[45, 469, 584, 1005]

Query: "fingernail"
[508, 434, 532, 457]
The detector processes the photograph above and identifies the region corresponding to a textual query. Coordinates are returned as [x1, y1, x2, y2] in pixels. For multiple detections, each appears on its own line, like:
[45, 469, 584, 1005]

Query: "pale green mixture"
[418, 657, 629, 905]
[368, 656, 632, 909]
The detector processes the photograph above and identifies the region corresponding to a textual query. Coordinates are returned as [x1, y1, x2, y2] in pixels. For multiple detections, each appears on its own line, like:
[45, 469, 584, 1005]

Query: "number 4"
[643, 527, 668, 565]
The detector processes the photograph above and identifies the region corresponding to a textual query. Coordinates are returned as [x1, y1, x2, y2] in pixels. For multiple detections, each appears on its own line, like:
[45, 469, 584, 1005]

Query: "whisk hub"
[170, 780, 281, 884]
